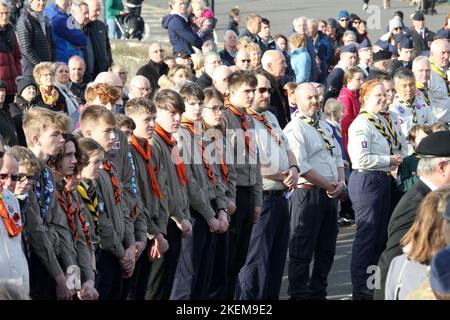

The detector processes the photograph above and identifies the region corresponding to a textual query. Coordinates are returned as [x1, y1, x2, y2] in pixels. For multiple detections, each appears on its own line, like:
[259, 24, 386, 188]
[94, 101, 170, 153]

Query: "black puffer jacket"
[16, 8, 54, 75]
[0, 23, 22, 95]
[8, 95, 33, 147]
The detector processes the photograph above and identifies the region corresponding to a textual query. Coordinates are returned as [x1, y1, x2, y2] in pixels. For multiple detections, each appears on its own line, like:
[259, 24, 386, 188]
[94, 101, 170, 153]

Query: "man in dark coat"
[374, 131, 450, 300]
[410, 12, 435, 57]
[195, 51, 222, 90]
[83, 0, 112, 81]
[136, 42, 169, 94]
[16, 0, 54, 75]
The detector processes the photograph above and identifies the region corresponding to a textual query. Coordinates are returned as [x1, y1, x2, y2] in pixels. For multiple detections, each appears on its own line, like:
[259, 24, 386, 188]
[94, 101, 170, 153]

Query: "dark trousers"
[225, 185, 256, 299]
[349, 171, 391, 292]
[237, 192, 290, 300]
[288, 189, 338, 299]
[170, 208, 217, 300]
[207, 231, 229, 299]
[122, 239, 152, 300]
[145, 219, 182, 300]
[95, 249, 122, 300]
[28, 251, 57, 300]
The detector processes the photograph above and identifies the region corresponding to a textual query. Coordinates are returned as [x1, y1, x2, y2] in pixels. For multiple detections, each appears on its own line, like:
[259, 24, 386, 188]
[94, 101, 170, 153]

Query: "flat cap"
[340, 44, 358, 54]
[412, 11, 425, 21]
[416, 131, 450, 158]
[430, 244, 450, 295]
[372, 50, 392, 63]
[393, 11, 404, 19]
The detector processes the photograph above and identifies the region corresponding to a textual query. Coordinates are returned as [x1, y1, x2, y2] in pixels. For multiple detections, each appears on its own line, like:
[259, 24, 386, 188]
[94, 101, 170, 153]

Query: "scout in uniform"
[80, 106, 136, 299]
[124, 98, 169, 300]
[347, 80, 403, 300]
[170, 82, 229, 300]
[147, 89, 192, 300]
[390, 67, 436, 154]
[22, 107, 75, 300]
[284, 83, 345, 300]
[238, 71, 299, 300]
[50, 133, 99, 300]
[201, 87, 236, 300]
[222, 70, 263, 299]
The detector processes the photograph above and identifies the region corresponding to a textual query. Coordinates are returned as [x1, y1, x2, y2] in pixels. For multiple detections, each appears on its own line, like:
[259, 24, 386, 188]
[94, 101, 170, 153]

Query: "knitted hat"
[15, 76, 37, 96]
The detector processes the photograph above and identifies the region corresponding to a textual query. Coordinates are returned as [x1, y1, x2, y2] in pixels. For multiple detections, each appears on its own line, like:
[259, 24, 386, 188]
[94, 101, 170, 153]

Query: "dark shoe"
[352, 290, 373, 300]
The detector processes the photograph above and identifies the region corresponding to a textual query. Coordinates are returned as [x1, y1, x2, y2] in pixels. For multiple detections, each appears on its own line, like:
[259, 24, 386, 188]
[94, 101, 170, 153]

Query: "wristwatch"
[289, 164, 300, 173]
[339, 180, 347, 189]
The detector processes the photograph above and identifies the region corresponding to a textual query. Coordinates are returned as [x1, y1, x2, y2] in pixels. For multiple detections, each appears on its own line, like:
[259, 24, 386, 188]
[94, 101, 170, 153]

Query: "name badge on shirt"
[112, 140, 120, 150]
[361, 141, 368, 148]
[99, 201, 105, 212]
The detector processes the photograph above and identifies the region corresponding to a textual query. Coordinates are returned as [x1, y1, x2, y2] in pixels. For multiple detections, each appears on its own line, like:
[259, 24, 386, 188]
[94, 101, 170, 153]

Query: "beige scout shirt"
[150, 132, 191, 225]
[247, 109, 291, 191]
[223, 108, 263, 207]
[348, 114, 392, 172]
[283, 112, 344, 185]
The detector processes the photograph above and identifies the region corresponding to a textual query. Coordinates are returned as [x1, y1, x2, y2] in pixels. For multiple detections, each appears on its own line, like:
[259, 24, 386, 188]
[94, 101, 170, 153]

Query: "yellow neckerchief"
[297, 112, 334, 156]
[415, 82, 430, 105]
[430, 61, 450, 96]
[360, 110, 393, 155]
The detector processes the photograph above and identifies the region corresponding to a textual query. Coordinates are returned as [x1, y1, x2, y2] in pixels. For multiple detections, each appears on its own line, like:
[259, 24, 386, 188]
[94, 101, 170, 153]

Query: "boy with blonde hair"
[22, 107, 75, 300]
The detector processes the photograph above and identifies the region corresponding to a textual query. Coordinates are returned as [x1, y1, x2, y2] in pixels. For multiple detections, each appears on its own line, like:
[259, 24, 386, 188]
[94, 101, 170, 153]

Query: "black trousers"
[225, 185, 256, 299]
[122, 239, 152, 300]
[288, 189, 338, 299]
[207, 231, 229, 299]
[237, 192, 290, 300]
[28, 251, 57, 300]
[95, 249, 122, 300]
[170, 207, 217, 300]
[145, 219, 182, 300]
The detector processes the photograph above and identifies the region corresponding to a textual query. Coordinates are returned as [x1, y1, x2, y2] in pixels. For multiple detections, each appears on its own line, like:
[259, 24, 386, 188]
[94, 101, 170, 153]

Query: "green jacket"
[105, 0, 124, 19]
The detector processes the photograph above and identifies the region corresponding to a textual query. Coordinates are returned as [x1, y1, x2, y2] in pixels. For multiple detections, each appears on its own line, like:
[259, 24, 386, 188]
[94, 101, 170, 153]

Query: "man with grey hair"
[375, 131, 450, 300]
[293, 16, 320, 82]
[390, 67, 435, 149]
[196, 51, 222, 90]
[136, 42, 168, 92]
[413, 55, 432, 108]
[428, 39, 450, 123]
[128, 75, 152, 100]
[212, 65, 232, 95]
[220, 30, 238, 66]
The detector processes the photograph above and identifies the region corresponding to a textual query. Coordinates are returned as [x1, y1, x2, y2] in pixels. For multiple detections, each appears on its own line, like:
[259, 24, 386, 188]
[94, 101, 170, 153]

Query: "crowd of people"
[1, 0, 450, 301]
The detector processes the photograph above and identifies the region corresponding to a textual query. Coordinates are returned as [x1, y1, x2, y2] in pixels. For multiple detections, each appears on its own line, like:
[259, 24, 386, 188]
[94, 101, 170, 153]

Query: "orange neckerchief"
[130, 134, 164, 199]
[0, 189, 23, 237]
[246, 108, 281, 145]
[207, 129, 229, 185]
[224, 98, 255, 155]
[102, 160, 122, 204]
[181, 116, 216, 185]
[155, 123, 188, 187]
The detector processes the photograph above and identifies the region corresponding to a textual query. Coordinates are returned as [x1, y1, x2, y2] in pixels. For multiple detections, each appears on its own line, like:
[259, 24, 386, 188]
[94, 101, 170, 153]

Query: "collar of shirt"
[420, 176, 439, 191]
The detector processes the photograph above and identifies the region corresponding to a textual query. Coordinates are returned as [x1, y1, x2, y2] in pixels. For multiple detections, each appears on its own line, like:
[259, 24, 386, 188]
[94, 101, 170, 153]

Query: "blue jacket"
[290, 47, 311, 84]
[44, 3, 87, 63]
[162, 14, 203, 55]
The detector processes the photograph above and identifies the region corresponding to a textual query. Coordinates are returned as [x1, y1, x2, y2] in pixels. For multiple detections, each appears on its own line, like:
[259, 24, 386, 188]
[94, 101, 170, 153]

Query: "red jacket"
[338, 86, 360, 162]
[0, 24, 22, 95]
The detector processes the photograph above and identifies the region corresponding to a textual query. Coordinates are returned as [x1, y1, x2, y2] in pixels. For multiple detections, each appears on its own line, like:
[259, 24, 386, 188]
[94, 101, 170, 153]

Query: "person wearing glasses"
[238, 71, 298, 300]
[0, 149, 20, 193]
[128, 76, 152, 100]
[0, 136, 30, 299]
[136, 42, 169, 92]
[336, 10, 359, 46]
[234, 49, 252, 71]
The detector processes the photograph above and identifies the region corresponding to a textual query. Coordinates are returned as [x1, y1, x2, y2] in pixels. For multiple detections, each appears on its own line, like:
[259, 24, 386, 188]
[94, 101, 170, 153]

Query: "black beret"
[358, 38, 372, 50]
[400, 37, 414, 49]
[372, 50, 392, 63]
[340, 44, 358, 53]
[393, 11, 404, 19]
[430, 244, 450, 295]
[416, 131, 450, 158]
[0, 80, 6, 90]
[412, 11, 425, 21]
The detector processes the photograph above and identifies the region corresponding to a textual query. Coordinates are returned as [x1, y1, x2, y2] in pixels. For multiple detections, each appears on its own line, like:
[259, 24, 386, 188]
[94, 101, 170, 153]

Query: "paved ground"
[140, 0, 449, 43]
